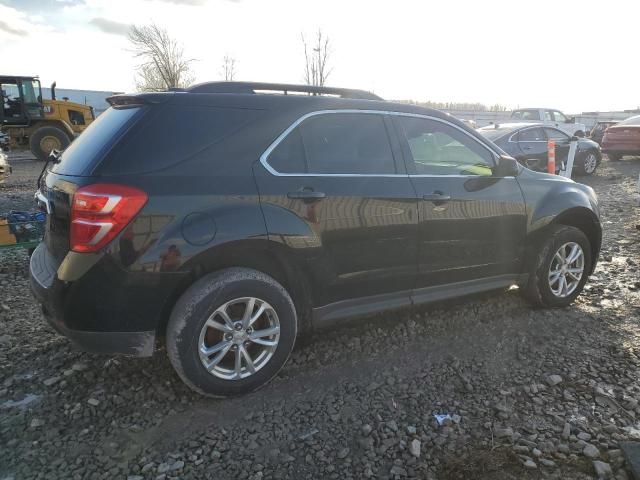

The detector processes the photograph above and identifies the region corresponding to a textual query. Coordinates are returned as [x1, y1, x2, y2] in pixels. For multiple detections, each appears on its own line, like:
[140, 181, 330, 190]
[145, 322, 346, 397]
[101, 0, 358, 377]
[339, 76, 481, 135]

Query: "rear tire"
[523, 226, 592, 308]
[573, 150, 600, 176]
[29, 126, 71, 161]
[166, 267, 297, 397]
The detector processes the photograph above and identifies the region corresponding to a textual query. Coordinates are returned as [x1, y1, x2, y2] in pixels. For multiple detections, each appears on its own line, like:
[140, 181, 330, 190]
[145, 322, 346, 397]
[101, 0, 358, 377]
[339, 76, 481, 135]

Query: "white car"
[0, 152, 10, 184]
[510, 108, 587, 137]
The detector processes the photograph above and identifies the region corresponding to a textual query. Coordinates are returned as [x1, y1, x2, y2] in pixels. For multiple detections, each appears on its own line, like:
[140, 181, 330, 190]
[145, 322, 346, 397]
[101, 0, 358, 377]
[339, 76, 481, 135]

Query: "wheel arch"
[157, 239, 313, 338]
[527, 206, 601, 275]
[28, 120, 75, 139]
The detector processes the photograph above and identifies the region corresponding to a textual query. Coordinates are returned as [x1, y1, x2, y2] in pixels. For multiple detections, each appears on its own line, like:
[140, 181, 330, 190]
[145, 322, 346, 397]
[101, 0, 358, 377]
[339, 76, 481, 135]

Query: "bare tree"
[301, 29, 332, 87]
[128, 24, 195, 91]
[221, 55, 236, 81]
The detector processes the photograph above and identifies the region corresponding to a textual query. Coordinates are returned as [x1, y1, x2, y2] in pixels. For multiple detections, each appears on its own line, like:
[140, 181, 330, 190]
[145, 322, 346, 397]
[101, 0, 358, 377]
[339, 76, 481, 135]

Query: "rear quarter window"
[51, 106, 141, 176]
[100, 104, 263, 175]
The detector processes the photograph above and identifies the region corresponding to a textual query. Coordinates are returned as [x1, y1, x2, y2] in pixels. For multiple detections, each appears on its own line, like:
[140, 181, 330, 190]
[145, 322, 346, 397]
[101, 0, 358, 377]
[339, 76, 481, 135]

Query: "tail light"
[70, 184, 147, 253]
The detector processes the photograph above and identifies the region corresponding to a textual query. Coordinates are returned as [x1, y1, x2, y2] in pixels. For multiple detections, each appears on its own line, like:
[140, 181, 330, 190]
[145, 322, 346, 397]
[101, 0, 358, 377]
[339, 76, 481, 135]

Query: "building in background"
[41, 88, 123, 116]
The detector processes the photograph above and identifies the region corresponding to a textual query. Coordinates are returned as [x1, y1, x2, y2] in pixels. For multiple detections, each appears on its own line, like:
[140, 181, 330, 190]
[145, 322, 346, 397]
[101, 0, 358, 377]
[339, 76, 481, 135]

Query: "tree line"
[128, 24, 331, 91]
[128, 24, 509, 112]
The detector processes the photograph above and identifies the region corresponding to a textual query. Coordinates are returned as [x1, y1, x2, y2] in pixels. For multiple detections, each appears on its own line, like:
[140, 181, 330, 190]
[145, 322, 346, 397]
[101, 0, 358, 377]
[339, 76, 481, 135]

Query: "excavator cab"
[0, 76, 45, 126]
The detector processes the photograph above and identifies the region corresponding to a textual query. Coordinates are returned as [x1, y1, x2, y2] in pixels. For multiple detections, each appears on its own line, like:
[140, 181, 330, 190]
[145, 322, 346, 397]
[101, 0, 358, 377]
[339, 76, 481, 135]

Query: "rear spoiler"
[106, 93, 171, 107]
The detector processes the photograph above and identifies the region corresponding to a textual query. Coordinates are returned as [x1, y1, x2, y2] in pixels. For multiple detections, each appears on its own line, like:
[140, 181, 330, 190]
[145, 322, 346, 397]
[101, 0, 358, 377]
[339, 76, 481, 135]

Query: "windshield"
[619, 115, 640, 126]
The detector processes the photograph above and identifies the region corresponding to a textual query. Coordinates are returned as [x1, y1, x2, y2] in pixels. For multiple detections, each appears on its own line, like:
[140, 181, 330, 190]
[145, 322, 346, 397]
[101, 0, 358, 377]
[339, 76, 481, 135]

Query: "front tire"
[167, 267, 297, 397]
[523, 226, 592, 308]
[29, 126, 71, 161]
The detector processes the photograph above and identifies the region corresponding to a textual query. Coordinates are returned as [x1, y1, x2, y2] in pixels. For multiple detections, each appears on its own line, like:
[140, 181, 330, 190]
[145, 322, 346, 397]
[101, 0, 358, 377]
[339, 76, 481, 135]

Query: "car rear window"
[99, 104, 263, 175]
[51, 106, 142, 176]
[479, 128, 512, 141]
[619, 115, 640, 126]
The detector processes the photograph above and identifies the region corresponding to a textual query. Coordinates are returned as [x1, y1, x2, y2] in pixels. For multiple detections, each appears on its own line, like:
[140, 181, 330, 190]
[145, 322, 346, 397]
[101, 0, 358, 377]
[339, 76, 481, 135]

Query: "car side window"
[553, 111, 568, 123]
[544, 128, 569, 141]
[521, 110, 540, 121]
[518, 127, 546, 142]
[299, 113, 395, 174]
[268, 127, 307, 174]
[544, 111, 553, 121]
[268, 113, 396, 175]
[397, 117, 495, 176]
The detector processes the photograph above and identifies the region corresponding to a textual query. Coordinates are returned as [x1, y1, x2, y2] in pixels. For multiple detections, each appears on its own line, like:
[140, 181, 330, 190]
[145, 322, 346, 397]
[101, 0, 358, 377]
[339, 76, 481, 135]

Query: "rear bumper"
[29, 243, 159, 357]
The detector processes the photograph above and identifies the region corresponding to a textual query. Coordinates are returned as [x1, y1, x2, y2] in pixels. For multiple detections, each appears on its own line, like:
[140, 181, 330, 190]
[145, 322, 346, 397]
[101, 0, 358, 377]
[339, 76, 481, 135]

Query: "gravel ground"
[1, 152, 639, 480]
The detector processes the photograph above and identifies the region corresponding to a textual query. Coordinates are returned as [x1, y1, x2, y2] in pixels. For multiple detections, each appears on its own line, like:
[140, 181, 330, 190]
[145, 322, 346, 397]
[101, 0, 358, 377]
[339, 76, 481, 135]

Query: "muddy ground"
[1, 153, 639, 480]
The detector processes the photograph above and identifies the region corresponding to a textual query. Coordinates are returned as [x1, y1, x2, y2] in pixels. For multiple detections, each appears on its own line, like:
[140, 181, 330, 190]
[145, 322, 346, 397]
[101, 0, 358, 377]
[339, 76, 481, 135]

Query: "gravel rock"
[592, 460, 613, 479]
[410, 439, 421, 457]
[546, 374, 563, 386]
[583, 443, 601, 459]
[1, 156, 639, 480]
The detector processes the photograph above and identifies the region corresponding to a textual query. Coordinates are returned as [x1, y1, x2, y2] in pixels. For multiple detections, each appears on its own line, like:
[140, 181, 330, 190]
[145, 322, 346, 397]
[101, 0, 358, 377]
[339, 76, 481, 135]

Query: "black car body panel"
[29, 86, 602, 356]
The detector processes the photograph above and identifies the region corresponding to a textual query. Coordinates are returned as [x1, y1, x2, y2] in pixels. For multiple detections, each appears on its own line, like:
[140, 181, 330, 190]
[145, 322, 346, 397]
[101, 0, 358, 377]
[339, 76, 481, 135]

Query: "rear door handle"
[423, 193, 451, 202]
[287, 191, 326, 200]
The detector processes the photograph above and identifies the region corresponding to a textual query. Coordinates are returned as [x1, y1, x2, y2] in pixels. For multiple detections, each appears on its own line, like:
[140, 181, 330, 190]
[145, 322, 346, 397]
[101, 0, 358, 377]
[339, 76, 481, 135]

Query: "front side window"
[518, 127, 546, 142]
[553, 111, 568, 123]
[397, 117, 494, 176]
[267, 113, 396, 175]
[545, 128, 569, 141]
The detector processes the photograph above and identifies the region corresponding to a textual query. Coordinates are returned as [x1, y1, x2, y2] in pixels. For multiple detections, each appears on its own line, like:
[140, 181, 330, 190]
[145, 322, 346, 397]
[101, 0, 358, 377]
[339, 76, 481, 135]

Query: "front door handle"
[287, 190, 326, 200]
[423, 192, 451, 202]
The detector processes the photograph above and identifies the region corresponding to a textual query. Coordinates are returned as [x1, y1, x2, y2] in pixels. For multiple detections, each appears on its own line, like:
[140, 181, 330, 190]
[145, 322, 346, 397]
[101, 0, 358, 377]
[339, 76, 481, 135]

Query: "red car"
[602, 115, 640, 161]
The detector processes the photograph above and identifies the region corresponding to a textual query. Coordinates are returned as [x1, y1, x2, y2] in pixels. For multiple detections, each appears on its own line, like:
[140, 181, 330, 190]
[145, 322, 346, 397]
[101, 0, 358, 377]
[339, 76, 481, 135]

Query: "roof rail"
[184, 81, 383, 101]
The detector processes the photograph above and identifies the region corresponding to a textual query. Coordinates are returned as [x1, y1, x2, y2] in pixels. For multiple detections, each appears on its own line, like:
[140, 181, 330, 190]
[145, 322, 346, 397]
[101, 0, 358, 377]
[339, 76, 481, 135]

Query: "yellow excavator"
[1, 75, 95, 160]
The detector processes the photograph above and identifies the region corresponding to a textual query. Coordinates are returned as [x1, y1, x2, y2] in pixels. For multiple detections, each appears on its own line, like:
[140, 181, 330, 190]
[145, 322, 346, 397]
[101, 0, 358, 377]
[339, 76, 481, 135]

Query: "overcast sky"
[1, 0, 638, 113]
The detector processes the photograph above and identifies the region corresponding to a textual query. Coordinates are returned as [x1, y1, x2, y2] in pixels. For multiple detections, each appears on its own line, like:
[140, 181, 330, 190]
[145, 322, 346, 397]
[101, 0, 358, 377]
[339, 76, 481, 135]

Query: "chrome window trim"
[259, 109, 501, 178]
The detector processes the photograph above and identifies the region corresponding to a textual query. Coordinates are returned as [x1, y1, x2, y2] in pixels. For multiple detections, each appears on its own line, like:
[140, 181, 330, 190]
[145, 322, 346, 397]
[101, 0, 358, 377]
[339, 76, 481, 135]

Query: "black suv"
[30, 82, 602, 397]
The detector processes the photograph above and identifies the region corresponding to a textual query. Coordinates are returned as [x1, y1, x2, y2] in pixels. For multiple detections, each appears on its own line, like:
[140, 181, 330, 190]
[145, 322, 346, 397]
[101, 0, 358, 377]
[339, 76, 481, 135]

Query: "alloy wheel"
[198, 297, 280, 380]
[583, 153, 598, 174]
[548, 242, 585, 298]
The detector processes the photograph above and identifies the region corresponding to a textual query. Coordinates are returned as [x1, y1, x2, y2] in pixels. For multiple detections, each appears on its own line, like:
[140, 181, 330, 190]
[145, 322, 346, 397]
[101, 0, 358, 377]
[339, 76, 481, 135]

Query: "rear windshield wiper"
[37, 149, 61, 190]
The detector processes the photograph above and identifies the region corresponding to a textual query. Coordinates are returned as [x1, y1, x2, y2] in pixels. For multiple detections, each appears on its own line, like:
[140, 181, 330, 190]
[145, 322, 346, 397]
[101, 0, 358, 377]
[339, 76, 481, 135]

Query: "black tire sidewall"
[532, 227, 592, 307]
[167, 269, 297, 397]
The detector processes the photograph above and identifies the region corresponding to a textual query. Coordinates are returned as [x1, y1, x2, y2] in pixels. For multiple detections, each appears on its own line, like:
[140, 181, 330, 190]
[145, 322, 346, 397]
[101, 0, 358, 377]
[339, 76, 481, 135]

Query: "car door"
[544, 127, 571, 167]
[392, 115, 527, 290]
[516, 126, 547, 171]
[254, 111, 419, 307]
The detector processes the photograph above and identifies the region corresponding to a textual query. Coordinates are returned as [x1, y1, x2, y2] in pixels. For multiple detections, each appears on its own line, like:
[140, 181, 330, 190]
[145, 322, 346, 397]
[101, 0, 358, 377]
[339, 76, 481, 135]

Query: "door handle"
[287, 190, 326, 200]
[423, 192, 451, 202]
[523, 146, 533, 150]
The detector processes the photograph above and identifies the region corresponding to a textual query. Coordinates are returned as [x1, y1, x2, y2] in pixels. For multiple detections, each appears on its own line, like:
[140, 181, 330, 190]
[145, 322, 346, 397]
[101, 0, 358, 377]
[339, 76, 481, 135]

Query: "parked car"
[0, 151, 10, 183]
[0, 131, 9, 152]
[30, 82, 602, 397]
[589, 120, 618, 145]
[478, 123, 601, 176]
[601, 115, 640, 161]
[510, 108, 587, 137]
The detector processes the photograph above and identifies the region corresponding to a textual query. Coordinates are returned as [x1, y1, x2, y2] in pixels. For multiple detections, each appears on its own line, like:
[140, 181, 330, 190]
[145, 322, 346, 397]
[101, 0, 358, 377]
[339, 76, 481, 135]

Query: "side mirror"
[568, 116, 576, 124]
[494, 155, 520, 177]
